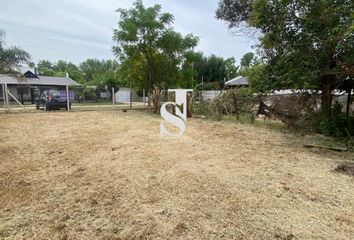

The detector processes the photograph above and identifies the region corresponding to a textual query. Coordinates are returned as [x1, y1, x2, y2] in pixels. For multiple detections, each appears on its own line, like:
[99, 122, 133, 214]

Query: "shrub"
[202, 82, 221, 90]
[195, 88, 256, 122]
[319, 101, 354, 138]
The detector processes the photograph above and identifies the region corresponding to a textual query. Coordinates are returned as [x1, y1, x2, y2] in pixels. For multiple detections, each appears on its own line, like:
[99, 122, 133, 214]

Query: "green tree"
[216, 0, 354, 115]
[240, 52, 254, 69]
[238, 52, 261, 77]
[246, 64, 268, 93]
[79, 58, 119, 83]
[225, 57, 239, 80]
[36, 59, 85, 83]
[53, 60, 68, 72]
[177, 51, 200, 89]
[193, 53, 238, 87]
[0, 29, 31, 78]
[68, 62, 79, 71]
[191, 53, 239, 87]
[112, 0, 199, 111]
[105, 77, 120, 93]
[215, 0, 254, 33]
[36, 59, 52, 75]
[79, 58, 102, 82]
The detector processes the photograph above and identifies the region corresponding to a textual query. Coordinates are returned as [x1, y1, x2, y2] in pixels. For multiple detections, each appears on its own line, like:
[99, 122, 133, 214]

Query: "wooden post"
[130, 62, 133, 110]
[130, 80, 133, 110]
[112, 87, 115, 110]
[7, 91, 29, 112]
[5, 83, 10, 113]
[200, 76, 204, 106]
[105, 85, 108, 100]
[233, 92, 239, 121]
[20, 88, 24, 105]
[30, 88, 35, 104]
[148, 91, 151, 108]
[346, 90, 351, 117]
[66, 85, 70, 112]
[143, 89, 145, 108]
[346, 83, 352, 117]
[2, 84, 5, 111]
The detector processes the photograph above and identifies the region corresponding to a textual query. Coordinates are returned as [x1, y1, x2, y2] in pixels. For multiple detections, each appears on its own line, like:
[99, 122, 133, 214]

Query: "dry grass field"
[0, 111, 353, 239]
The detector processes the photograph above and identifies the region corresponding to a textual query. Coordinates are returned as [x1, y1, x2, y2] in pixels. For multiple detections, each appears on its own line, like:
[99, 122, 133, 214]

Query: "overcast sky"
[1, 0, 254, 67]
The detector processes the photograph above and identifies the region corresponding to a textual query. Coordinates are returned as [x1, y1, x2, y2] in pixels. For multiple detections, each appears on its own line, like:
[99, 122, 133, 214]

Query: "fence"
[0, 85, 150, 113]
[201, 90, 224, 101]
[200, 89, 352, 102]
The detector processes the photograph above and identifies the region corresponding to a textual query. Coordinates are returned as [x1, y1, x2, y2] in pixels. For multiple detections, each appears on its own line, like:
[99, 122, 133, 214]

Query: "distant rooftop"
[225, 76, 249, 87]
[0, 71, 80, 86]
[19, 66, 35, 74]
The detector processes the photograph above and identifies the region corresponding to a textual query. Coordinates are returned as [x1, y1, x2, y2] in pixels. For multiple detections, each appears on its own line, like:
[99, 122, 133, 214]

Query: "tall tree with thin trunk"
[112, 0, 199, 111]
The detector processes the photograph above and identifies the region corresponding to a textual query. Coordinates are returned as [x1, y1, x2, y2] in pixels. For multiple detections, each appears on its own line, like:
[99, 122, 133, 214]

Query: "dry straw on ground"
[0, 111, 353, 239]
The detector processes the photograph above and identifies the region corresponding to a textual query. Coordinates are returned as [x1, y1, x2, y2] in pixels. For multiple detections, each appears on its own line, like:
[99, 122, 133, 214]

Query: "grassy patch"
[71, 102, 125, 106]
[314, 137, 348, 149]
[0, 103, 146, 113]
[0, 102, 125, 108]
[0, 111, 353, 239]
[303, 135, 348, 150]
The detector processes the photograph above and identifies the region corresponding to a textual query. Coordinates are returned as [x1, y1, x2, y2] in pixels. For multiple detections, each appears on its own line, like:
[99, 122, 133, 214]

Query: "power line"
[0, 20, 112, 44]
[11, 43, 115, 57]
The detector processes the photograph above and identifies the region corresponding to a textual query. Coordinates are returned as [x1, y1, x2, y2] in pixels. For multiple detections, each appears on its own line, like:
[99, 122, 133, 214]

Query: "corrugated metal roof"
[36, 76, 80, 86]
[0, 74, 80, 86]
[225, 76, 248, 86]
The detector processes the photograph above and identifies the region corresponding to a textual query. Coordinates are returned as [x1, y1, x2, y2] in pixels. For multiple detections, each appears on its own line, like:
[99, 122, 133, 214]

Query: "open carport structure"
[0, 70, 80, 106]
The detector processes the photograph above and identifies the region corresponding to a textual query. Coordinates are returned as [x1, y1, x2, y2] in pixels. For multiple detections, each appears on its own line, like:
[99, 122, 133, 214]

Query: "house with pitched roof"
[224, 76, 249, 89]
[0, 70, 80, 104]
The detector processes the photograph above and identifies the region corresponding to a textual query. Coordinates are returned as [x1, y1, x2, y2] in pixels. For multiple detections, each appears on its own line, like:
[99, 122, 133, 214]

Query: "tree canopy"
[216, 0, 354, 114]
[192, 52, 239, 87]
[112, 0, 199, 97]
[0, 29, 32, 78]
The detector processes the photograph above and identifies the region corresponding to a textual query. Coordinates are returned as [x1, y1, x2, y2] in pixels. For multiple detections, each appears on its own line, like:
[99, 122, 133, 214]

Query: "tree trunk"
[232, 92, 239, 120]
[153, 86, 161, 114]
[346, 89, 352, 117]
[321, 75, 332, 117]
[148, 91, 151, 108]
[187, 93, 193, 118]
[346, 80, 353, 117]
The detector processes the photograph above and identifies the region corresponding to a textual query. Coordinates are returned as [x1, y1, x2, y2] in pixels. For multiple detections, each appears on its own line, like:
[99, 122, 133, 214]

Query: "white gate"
[115, 90, 130, 102]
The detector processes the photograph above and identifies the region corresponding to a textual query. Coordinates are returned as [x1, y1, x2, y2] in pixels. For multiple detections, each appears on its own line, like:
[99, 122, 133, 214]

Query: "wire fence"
[0, 84, 149, 113]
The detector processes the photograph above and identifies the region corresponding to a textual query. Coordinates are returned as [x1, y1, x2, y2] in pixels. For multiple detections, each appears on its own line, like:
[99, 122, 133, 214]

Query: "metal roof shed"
[224, 76, 249, 89]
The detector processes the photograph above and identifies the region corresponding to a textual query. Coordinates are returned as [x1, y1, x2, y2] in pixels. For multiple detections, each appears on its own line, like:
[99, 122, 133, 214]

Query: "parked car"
[35, 91, 71, 111]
